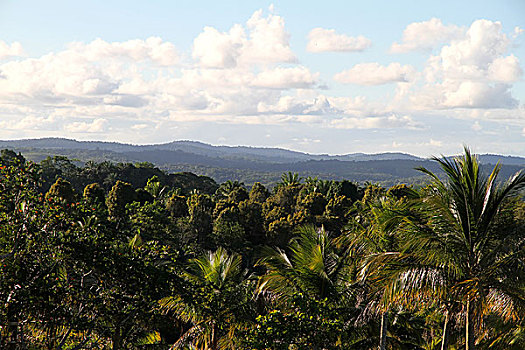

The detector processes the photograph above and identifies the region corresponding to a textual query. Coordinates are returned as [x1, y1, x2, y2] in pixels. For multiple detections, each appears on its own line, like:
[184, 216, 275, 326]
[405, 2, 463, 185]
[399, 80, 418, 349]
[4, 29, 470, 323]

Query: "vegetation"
[0, 147, 523, 349]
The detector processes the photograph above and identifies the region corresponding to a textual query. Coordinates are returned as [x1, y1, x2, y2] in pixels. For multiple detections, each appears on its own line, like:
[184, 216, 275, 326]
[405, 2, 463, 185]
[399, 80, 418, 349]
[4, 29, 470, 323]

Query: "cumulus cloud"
[307, 28, 371, 52]
[487, 55, 522, 82]
[390, 18, 464, 53]
[64, 118, 108, 133]
[442, 82, 518, 109]
[0, 41, 25, 60]
[251, 66, 318, 89]
[409, 19, 522, 110]
[68, 37, 179, 66]
[192, 9, 295, 68]
[334, 62, 416, 85]
[0, 114, 58, 130]
[192, 25, 245, 68]
[256, 94, 374, 117]
[0, 10, 523, 143]
[0, 36, 179, 103]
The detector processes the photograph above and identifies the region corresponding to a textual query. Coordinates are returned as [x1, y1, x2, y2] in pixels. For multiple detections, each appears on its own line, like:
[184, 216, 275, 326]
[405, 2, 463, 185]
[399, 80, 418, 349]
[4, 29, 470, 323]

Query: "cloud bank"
[0, 9, 523, 154]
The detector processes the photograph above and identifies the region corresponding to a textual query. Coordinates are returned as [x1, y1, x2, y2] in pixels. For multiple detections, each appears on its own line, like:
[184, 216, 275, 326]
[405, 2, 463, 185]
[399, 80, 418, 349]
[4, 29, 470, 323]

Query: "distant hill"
[1, 138, 523, 187]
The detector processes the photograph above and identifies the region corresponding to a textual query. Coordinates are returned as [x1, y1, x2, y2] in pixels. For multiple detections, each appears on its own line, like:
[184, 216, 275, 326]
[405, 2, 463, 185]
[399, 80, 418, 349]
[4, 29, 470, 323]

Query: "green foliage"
[160, 248, 254, 349]
[166, 193, 189, 218]
[249, 182, 269, 203]
[243, 295, 348, 350]
[386, 183, 418, 200]
[83, 182, 105, 204]
[212, 206, 246, 252]
[0, 149, 26, 166]
[187, 192, 214, 248]
[278, 172, 302, 188]
[106, 180, 136, 218]
[361, 183, 386, 205]
[0, 148, 523, 349]
[45, 177, 76, 203]
[145, 175, 166, 198]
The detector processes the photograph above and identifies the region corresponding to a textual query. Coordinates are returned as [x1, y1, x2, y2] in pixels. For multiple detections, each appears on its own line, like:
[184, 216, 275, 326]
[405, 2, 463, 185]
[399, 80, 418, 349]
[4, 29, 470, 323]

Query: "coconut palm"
[215, 180, 244, 200]
[350, 191, 423, 350]
[255, 225, 362, 348]
[160, 247, 253, 349]
[257, 225, 355, 302]
[278, 172, 302, 188]
[374, 147, 525, 349]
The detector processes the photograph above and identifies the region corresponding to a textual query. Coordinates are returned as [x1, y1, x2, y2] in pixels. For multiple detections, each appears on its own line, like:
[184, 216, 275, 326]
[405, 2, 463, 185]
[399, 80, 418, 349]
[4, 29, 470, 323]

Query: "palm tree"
[375, 147, 525, 349]
[278, 172, 302, 188]
[256, 226, 365, 348]
[160, 248, 253, 349]
[350, 192, 420, 350]
[257, 225, 354, 302]
[215, 180, 244, 200]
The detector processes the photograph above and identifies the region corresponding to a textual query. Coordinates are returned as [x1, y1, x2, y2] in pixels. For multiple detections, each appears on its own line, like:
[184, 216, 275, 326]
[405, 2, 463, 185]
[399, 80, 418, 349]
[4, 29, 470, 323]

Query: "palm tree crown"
[389, 147, 525, 349]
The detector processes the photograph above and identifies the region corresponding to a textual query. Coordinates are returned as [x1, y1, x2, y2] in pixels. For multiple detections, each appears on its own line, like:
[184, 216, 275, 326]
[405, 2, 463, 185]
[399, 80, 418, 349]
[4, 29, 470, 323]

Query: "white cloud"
[69, 37, 179, 66]
[334, 62, 416, 85]
[0, 11, 523, 145]
[409, 19, 522, 110]
[329, 114, 421, 129]
[242, 9, 296, 64]
[0, 41, 25, 60]
[64, 118, 108, 133]
[443, 82, 517, 109]
[192, 8, 295, 68]
[131, 123, 149, 130]
[488, 55, 522, 82]
[0, 37, 179, 102]
[391, 18, 464, 53]
[436, 20, 511, 79]
[251, 66, 318, 89]
[103, 94, 148, 107]
[307, 28, 371, 52]
[0, 114, 58, 130]
[192, 25, 245, 68]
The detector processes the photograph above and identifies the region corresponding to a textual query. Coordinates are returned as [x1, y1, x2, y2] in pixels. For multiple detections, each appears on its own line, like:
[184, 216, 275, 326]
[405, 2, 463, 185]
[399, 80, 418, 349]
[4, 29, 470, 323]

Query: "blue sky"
[0, 0, 524, 156]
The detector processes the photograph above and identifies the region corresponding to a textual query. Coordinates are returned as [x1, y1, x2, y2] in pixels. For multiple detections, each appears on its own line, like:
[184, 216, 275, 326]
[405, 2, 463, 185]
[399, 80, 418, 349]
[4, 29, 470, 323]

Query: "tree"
[215, 180, 246, 201]
[160, 248, 254, 349]
[106, 180, 136, 219]
[350, 189, 418, 350]
[187, 193, 214, 249]
[378, 147, 525, 349]
[45, 177, 76, 204]
[255, 226, 360, 348]
[277, 172, 302, 188]
[83, 182, 106, 205]
[249, 182, 269, 203]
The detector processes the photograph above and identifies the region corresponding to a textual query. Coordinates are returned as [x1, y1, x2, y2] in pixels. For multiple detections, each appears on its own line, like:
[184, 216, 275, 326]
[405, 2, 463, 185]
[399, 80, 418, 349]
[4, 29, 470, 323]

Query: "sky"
[0, 0, 524, 157]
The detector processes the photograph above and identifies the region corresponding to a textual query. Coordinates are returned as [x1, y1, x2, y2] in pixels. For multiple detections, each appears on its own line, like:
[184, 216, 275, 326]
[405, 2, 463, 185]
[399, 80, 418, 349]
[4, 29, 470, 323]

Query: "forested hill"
[1, 137, 523, 186]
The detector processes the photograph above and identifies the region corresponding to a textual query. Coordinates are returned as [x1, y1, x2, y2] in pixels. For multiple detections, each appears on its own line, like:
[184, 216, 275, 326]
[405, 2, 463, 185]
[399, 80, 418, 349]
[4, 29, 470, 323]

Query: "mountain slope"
[1, 138, 522, 186]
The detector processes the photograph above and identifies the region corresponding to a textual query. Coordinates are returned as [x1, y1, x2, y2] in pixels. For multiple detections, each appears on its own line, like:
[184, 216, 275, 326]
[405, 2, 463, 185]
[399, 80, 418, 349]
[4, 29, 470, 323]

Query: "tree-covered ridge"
[3, 138, 524, 188]
[0, 148, 523, 349]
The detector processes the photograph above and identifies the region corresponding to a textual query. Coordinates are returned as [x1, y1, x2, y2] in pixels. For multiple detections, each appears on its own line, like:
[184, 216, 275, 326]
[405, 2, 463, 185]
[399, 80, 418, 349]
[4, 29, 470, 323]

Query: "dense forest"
[2, 138, 524, 187]
[0, 147, 524, 349]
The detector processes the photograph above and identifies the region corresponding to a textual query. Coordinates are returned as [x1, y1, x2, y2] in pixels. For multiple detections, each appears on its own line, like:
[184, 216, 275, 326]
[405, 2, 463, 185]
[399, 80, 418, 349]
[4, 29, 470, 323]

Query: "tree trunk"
[379, 311, 388, 350]
[465, 301, 475, 350]
[440, 309, 450, 350]
[112, 326, 122, 350]
[211, 322, 218, 350]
